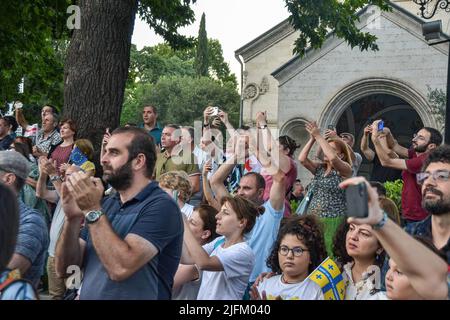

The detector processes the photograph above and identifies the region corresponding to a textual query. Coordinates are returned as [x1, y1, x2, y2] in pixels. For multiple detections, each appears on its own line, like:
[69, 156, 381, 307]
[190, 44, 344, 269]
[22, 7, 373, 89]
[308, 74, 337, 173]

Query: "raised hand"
[255, 111, 267, 127]
[305, 121, 321, 138]
[61, 182, 84, 221]
[65, 172, 105, 213]
[339, 176, 383, 226]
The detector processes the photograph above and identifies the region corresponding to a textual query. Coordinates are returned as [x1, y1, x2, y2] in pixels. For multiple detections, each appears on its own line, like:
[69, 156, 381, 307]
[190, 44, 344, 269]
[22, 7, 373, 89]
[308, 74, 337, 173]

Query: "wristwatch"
[258, 124, 268, 129]
[50, 175, 62, 182]
[85, 210, 104, 224]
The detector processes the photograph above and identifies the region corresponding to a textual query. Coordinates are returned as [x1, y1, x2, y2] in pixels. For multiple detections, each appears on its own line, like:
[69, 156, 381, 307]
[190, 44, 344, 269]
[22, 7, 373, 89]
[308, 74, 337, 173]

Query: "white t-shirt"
[196, 237, 255, 300]
[257, 275, 324, 300]
[181, 203, 195, 219]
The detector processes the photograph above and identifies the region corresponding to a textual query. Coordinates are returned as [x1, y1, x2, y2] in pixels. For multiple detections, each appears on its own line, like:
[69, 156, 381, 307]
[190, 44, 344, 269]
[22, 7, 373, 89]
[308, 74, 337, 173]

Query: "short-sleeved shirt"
[352, 152, 363, 177]
[257, 275, 324, 300]
[35, 129, 62, 154]
[79, 181, 183, 300]
[139, 123, 162, 146]
[401, 149, 429, 221]
[247, 201, 284, 282]
[197, 237, 255, 300]
[16, 200, 49, 288]
[154, 150, 200, 180]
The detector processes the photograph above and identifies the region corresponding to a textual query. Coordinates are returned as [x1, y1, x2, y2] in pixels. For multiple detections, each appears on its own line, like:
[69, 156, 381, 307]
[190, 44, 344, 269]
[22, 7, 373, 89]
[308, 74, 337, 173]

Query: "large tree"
[285, 0, 392, 56]
[195, 13, 209, 77]
[63, 0, 196, 149]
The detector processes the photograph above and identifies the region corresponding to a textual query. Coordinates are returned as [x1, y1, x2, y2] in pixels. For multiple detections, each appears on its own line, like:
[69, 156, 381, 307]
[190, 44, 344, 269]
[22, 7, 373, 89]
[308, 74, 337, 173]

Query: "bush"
[383, 179, 403, 214]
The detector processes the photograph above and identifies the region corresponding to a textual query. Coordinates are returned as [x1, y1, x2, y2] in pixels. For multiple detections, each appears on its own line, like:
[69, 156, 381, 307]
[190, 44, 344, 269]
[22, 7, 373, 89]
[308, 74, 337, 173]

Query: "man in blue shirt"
[55, 127, 183, 299]
[139, 105, 162, 147]
[0, 150, 49, 289]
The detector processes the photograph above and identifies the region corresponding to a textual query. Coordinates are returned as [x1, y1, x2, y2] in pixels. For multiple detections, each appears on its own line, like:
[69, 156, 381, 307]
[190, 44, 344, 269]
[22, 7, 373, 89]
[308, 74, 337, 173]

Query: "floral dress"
[307, 166, 346, 218]
[306, 166, 347, 255]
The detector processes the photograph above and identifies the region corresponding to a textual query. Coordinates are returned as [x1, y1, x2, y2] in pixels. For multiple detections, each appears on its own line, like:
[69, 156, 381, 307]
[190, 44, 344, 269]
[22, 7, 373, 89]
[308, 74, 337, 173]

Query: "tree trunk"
[64, 0, 138, 151]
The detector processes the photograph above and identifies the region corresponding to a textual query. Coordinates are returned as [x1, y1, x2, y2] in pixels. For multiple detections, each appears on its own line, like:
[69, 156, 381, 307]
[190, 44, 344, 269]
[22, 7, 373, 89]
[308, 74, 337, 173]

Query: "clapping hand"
[65, 171, 105, 213]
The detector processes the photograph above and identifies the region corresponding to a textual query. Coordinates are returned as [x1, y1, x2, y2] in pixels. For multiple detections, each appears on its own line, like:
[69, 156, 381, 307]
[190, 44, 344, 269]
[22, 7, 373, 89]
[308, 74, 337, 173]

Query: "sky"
[131, 0, 290, 88]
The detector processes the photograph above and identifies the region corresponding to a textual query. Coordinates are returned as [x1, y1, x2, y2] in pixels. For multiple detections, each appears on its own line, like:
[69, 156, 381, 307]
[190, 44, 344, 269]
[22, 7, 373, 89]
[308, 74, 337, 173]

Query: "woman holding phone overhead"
[298, 121, 353, 254]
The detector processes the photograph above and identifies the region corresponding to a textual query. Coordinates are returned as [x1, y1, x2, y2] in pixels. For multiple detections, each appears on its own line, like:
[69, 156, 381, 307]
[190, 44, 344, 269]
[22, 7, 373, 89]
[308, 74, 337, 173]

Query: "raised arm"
[371, 121, 407, 171]
[307, 122, 352, 178]
[298, 137, 319, 174]
[202, 160, 221, 211]
[36, 158, 58, 203]
[360, 125, 375, 162]
[182, 215, 223, 271]
[341, 177, 448, 300]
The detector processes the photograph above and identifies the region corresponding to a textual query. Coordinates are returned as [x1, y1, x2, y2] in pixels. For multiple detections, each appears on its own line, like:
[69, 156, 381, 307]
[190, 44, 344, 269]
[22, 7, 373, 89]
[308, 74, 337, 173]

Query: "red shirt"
[50, 144, 73, 175]
[401, 149, 429, 221]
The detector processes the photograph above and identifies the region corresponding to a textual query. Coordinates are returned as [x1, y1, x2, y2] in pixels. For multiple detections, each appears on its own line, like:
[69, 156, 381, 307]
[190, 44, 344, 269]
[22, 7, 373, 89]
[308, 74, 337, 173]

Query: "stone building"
[235, 1, 450, 182]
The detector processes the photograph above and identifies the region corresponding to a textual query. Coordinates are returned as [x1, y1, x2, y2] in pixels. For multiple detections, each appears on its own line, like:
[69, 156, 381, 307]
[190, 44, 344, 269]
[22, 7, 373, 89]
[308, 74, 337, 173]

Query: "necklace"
[281, 274, 301, 284]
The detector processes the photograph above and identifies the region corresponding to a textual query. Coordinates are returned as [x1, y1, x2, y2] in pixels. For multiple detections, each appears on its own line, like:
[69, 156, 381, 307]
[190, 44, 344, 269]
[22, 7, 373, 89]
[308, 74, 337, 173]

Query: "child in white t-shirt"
[252, 215, 327, 300]
[181, 196, 264, 300]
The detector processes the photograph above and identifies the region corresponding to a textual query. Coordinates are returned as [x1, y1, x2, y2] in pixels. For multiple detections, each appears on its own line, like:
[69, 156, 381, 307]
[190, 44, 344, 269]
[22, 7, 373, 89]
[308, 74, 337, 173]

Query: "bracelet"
[372, 211, 388, 230]
[258, 124, 267, 129]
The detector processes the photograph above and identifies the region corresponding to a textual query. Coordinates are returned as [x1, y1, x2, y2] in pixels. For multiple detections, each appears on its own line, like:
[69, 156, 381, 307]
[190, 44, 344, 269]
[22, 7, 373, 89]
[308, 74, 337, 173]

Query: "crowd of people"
[0, 103, 448, 300]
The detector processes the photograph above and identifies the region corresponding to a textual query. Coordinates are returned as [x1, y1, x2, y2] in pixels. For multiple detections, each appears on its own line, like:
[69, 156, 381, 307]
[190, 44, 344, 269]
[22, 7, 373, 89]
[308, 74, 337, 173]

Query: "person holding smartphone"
[338, 176, 448, 300]
[371, 120, 442, 225]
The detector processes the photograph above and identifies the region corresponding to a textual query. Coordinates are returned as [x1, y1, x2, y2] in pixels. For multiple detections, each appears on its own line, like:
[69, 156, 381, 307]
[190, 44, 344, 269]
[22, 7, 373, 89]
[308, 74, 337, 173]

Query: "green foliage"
[137, 0, 197, 50]
[285, 0, 392, 56]
[384, 179, 403, 214]
[427, 85, 446, 131]
[121, 76, 239, 127]
[290, 199, 299, 214]
[0, 0, 70, 106]
[195, 13, 209, 77]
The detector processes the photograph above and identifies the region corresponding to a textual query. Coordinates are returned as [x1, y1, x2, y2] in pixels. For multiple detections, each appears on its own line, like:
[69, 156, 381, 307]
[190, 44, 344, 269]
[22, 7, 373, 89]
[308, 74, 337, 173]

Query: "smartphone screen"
[377, 121, 384, 132]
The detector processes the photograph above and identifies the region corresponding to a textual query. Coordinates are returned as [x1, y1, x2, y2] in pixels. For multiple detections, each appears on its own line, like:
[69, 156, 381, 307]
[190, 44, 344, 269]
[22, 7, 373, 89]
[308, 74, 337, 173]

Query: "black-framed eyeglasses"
[417, 170, 450, 185]
[278, 245, 308, 257]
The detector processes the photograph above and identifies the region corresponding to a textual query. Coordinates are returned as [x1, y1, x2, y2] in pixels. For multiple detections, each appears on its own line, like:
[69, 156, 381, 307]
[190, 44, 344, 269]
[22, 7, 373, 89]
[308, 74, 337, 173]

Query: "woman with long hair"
[298, 121, 352, 253]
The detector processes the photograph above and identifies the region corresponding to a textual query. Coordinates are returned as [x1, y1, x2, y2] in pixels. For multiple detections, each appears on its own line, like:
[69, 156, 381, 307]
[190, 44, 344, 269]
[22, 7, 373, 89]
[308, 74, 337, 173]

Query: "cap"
[0, 150, 31, 179]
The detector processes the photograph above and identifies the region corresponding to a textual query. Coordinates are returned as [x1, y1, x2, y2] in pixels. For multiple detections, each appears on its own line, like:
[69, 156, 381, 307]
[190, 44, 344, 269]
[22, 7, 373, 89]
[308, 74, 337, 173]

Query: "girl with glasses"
[251, 215, 327, 300]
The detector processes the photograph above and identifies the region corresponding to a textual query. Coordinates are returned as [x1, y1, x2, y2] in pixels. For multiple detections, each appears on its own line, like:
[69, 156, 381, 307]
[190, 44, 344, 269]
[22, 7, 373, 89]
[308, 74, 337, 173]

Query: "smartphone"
[377, 120, 384, 132]
[345, 182, 369, 218]
[211, 107, 219, 116]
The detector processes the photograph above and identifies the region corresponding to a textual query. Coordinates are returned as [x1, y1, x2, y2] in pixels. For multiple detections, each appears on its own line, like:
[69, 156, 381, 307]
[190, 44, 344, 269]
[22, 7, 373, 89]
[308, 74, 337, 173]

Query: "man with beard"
[408, 145, 450, 297]
[371, 121, 442, 225]
[54, 127, 183, 299]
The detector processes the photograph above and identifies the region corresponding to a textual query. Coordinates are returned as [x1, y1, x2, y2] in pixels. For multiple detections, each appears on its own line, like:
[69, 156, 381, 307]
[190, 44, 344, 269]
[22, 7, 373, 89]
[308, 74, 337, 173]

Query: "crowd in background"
[0, 103, 448, 300]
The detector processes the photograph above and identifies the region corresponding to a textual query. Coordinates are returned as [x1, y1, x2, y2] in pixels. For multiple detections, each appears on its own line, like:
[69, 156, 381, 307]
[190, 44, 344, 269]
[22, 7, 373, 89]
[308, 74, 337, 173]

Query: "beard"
[414, 143, 429, 153]
[422, 186, 450, 216]
[103, 161, 133, 191]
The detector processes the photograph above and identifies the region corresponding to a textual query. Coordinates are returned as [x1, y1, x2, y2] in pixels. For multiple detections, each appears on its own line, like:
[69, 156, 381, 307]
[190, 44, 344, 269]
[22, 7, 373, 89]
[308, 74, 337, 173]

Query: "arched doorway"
[335, 94, 423, 177]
